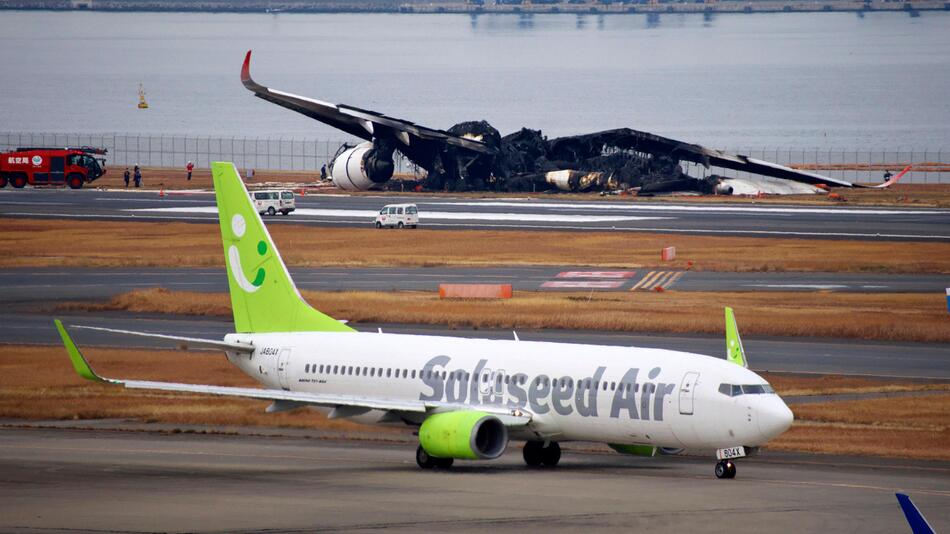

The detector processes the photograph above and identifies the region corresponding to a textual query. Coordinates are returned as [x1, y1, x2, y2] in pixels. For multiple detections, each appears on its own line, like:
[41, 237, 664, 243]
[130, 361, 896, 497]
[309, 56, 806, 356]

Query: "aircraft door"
[277, 348, 292, 390]
[679, 372, 699, 415]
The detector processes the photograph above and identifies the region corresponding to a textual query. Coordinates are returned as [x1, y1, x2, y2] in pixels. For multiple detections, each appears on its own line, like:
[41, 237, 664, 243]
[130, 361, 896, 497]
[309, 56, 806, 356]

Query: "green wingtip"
[724, 307, 748, 368]
[54, 319, 103, 382]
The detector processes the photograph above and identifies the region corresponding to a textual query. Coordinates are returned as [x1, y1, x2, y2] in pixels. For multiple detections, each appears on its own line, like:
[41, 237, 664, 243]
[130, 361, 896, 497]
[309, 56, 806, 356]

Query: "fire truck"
[0, 147, 107, 189]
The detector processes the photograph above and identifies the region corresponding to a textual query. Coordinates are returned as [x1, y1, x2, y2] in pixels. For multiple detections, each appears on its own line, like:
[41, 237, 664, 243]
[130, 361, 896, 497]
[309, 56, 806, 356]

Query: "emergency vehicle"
[250, 189, 295, 215]
[0, 147, 107, 189]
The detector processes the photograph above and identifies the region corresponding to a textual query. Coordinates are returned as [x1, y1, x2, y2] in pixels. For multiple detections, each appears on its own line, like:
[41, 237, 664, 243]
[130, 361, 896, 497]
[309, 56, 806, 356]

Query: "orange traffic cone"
[159, 187, 165, 198]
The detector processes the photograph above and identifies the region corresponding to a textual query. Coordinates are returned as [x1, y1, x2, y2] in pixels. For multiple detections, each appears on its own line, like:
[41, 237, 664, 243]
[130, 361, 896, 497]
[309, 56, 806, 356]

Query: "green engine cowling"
[609, 444, 657, 457]
[419, 411, 508, 460]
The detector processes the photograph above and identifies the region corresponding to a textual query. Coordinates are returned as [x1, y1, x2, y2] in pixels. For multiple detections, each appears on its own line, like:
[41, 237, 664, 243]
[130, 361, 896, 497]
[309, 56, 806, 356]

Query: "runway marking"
[540, 280, 626, 289]
[747, 283, 850, 290]
[125, 206, 671, 224]
[630, 271, 684, 291]
[556, 271, 636, 279]
[437, 201, 950, 216]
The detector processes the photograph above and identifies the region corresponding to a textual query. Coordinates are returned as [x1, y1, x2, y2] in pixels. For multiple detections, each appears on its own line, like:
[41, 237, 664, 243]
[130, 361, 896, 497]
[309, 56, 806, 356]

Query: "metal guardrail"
[1, 132, 946, 184]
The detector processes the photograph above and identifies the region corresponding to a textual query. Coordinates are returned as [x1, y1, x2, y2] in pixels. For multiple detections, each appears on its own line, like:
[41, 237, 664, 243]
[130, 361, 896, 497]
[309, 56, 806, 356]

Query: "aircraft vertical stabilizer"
[725, 307, 748, 368]
[212, 162, 354, 333]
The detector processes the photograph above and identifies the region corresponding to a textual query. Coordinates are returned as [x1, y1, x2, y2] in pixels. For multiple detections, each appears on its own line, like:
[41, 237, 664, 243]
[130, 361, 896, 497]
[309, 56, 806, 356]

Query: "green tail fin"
[212, 162, 354, 333]
[724, 307, 748, 368]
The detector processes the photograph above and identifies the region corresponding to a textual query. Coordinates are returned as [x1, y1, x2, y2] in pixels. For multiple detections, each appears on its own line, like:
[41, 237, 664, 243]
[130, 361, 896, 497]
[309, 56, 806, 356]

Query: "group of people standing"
[122, 165, 142, 188]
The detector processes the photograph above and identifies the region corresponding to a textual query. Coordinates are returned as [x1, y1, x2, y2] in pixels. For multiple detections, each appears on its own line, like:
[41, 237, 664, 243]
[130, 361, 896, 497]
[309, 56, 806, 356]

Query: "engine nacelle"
[419, 411, 508, 460]
[330, 141, 394, 191]
[609, 443, 657, 457]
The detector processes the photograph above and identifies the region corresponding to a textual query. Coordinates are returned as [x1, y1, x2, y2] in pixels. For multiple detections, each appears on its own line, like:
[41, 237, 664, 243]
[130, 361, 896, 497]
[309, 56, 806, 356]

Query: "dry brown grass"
[761, 373, 950, 396]
[3, 344, 948, 460]
[771, 394, 950, 460]
[58, 288, 950, 343]
[3, 218, 950, 273]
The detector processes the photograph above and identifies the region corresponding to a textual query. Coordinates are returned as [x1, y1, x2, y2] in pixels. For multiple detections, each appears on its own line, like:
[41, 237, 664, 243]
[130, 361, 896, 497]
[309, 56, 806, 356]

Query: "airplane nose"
[757, 397, 794, 439]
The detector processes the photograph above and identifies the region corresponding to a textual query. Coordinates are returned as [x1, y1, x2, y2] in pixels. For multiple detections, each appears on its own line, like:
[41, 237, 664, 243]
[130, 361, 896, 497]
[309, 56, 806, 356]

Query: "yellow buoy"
[138, 83, 149, 109]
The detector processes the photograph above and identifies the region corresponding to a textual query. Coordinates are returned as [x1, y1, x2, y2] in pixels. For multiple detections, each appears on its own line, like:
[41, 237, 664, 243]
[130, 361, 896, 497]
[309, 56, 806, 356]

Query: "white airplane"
[55, 162, 793, 478]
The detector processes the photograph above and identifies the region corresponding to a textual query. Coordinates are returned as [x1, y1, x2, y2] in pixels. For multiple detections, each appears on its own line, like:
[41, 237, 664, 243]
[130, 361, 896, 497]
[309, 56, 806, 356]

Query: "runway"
[0, 426, 946, 533]
[2, 188, 949, 240]
[3, 266, 947, 302]
[7, 312, 949, 379]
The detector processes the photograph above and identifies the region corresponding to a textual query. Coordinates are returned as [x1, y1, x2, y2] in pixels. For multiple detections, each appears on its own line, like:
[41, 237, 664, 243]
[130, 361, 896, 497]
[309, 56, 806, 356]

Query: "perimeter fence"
[1, 132, 947, 184]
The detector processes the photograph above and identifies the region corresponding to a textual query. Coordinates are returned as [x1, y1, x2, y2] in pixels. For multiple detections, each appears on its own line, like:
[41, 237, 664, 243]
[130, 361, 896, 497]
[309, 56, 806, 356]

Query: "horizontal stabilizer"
[71, 325, 254, 353]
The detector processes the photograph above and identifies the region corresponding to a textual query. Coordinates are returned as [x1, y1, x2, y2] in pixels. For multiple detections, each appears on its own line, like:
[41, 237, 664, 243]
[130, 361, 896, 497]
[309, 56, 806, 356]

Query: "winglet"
[54, 319, 104, 382]
[241, 50, 252, 83]
[724, 307, 748, 368]
[240, 50, 266, 93]
[896, 493, 935, 534]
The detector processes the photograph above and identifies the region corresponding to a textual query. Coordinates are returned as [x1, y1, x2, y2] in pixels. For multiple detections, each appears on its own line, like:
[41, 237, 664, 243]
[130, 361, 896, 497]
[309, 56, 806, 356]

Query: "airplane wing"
[240, 50, 495, 155]
[55, 320, 530, 425]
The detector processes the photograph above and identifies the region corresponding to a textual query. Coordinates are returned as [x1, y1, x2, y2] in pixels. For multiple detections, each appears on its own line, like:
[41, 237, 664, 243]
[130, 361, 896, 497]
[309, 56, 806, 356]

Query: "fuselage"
[224, 331, 793, 450]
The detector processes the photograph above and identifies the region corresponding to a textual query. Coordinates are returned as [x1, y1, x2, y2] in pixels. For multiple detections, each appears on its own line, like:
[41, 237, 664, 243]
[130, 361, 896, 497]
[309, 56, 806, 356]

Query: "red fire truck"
[0, 147, 107, 189]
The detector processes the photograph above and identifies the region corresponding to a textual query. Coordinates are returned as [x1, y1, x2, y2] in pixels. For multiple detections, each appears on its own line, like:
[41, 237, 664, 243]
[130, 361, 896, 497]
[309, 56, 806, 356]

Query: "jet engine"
[329, 141, 395, 191]
[418, 411, 508, 460]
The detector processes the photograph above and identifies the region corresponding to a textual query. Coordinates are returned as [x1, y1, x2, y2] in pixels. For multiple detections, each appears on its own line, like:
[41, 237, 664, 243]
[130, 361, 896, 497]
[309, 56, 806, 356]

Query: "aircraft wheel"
[267, 207, 276, 216]
[715, 460, 736, 479]
[416, 445, 438, 469]
[541, 442, 561, 467]
[436, 457, 454, 469]
[523, 441, 544, 466]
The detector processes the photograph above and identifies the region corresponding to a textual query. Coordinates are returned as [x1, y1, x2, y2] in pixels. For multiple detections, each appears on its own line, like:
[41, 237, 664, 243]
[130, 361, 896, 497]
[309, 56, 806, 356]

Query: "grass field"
[4, 218, 950, 273]
[2, 344, 946, 460]
[57, 288, 950, 343]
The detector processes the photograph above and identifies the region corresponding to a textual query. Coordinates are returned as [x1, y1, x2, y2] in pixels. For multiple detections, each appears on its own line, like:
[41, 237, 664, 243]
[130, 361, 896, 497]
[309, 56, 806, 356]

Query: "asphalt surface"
[2, 188, 949, 240]
[0, 427, 946, 533]
[3, 266, 949, 300]
[8, 312, 948, 379]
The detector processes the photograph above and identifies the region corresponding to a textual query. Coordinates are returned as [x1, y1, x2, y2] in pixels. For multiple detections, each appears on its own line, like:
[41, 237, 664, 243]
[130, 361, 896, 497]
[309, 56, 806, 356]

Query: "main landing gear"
[416, 445, 454, 469]
[523, 441, 561, 467]
[715, 459, 737, 479]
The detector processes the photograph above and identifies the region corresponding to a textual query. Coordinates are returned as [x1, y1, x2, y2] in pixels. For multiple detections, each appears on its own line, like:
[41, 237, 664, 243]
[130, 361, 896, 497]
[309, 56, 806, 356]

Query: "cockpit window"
[719, 383, 776, 396]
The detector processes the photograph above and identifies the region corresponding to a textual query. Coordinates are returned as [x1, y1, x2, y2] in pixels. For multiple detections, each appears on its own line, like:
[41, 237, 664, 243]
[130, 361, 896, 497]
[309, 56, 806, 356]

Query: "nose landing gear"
[715, 459, 737, 479]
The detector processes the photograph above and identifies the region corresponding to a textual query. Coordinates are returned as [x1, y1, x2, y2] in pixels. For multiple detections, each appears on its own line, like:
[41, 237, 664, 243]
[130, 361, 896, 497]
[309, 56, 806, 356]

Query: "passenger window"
[380, 208, 387, 215]
[397, 207, 404, 214]
[318, 364, 324, 373]
[305, 364, 310, 373]
[389, 207, 397, 214]
[281, 192, 293, 200]
[255, 192, 266, 200]
[408, 207, 417, 214]
[411, 370, 416, 379]
[333, 365, 339, 374]
[386, 369, 392, 378]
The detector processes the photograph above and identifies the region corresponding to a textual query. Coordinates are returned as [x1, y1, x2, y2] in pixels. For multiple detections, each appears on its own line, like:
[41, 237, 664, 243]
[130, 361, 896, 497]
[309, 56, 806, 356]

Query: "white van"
[250, 190, 295, 216]
[375, 203, 419, 229]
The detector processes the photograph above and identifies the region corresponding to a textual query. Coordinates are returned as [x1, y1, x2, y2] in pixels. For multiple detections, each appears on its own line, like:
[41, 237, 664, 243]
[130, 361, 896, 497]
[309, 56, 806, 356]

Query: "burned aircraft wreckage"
[242, 51, 879, 194]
